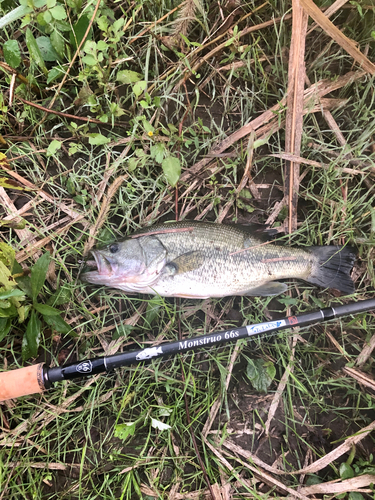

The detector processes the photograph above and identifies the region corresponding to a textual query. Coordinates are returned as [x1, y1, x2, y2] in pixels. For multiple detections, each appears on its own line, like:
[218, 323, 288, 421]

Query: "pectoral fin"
[245, 282, 288, 296]
[166, 251, 205, 275]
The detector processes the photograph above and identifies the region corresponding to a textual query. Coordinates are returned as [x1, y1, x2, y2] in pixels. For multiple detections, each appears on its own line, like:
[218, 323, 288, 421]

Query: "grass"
[1, 0, 375, 498]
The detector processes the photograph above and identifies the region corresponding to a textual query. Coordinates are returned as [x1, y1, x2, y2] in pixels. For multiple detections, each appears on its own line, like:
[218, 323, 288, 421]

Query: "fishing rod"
[0, 298, 374, 402]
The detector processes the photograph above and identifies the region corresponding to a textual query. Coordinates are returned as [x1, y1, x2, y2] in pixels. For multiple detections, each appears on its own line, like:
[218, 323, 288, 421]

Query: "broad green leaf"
[30, 252, 51, 301]
[0, 218, 26, 230]
[36, 36, 59, 61]
[112, 323, 133, 340]
[37, 10, 50, 25]
[88, 133, 111, 145]
[112, 17, 125, 33]
[83, 39, 96, 54]
[50, 30, 65, 58]
[0, 318, 11, 342]
[82, 54, 96, 66]
[23, 310, 41, 360]
[96, 40, 107, 52]
[50, 4, 66, 20]
[16, 274, 33, 298]
[3, 40, 21, 68]
[246, 358, 275, 393]
[0, 262, 15, 291]
[142, 120, 154, 135]
[34, 303, 61, 316]
[348, 494, 365, 500]
[0, 307, 18, 319]
[54, 20, 70, 32]
[116, 70, 143, 84]
[127, 157, 138, 172]
[0, 152, 9, 165]
[145, 298, 162, 327]
[253, 137, 269, 149]
[97, 15, 109, 32]
[339, 462, 354, 480]
[0, 289, 25, 300]
[74, 194, 86, 205]
[47, 66, 65, 84]
[20, 13, 31, 28]
[0, 300, 12, 311]
[47, 286, 71, 306]
[70, 15, 92, 50]
[305, 475, 322, 486]
[132, 80, 147, 97]
[0, 242, 15, 270]
[17, 304, 30, 323]
[46, 0, 56, 8]
[162, 156, 181, 187]
[46, 139, 62, 156]
[150, 143, 166, 164]
[159, 407, 172, 417]
[26, 28, 47, 75]
[114, 422, 136, 442]
[44, 314, 73, 334]
[0, 178, 33, 191]
[0, 2, 45, 30]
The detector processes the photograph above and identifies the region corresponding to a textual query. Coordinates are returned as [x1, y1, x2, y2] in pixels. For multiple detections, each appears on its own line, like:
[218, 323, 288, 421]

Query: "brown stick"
[173, 13, 292, 92]
[300, 0, 375, 74]
[284, 0, 308, 233]
[18, 97, 127, 128]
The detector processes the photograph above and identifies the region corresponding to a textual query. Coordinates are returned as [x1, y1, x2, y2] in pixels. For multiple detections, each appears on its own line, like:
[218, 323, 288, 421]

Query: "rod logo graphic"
[76, 361, 93, 373]
[247, 320, 286, 336]
[136, 347, 163, 361]
[288, 316, 298, 325]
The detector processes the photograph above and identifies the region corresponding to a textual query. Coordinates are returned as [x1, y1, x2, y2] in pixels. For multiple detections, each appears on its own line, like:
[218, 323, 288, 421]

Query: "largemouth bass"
[81, 221, 356, 298]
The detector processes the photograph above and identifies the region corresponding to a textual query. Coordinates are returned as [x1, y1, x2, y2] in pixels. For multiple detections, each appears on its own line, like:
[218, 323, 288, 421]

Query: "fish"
[136, 347, 164, 360]
[81, 221, 356, 299]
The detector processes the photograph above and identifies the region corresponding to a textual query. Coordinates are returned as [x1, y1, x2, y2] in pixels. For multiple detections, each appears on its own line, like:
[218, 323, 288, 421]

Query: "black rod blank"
[44, 298, 375, 388]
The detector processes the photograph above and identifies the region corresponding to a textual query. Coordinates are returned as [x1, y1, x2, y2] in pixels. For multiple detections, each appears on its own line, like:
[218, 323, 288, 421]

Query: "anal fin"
[244, 282, 288, 297]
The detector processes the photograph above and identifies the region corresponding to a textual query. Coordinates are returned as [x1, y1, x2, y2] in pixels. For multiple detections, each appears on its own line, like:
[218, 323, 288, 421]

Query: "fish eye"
[109, 243, 119, 254]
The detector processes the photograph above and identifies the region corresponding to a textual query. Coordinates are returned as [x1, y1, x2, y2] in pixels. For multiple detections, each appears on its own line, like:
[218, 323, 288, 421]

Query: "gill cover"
[82, 236, 168, 291]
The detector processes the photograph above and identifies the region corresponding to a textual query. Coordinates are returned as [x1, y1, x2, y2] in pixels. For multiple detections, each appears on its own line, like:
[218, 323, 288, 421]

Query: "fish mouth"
[81, 251, 114, 283]
[91, 250, 113, 275]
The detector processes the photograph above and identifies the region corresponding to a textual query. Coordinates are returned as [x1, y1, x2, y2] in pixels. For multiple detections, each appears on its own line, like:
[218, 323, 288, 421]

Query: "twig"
[299, 474, 375, 495]
[0, 161, 87, 222]
[202, 340, 243, 438]
[343, 366, 375, 392]
[284, 0, 308, 233]
[172, 14, 293, 92]
[18, 97, 127, 128]
[265, 335, 298, 436]
[129, 1, 185, 44]
[356, 331, 375, 367]
[218, 441, 311, 499]
[42, 0, 102, 120]
[295, 419, 375, 474]
[307, 0, 350, 34]
[15, 215, 85, 262]
[269, 153, 372, 176]
[83, 175, 128, 256]
[300, 0, 375, 74]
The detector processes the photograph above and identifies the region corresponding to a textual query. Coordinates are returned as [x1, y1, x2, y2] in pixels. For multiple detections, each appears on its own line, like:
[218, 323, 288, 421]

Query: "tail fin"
[307, 246, 356, 295]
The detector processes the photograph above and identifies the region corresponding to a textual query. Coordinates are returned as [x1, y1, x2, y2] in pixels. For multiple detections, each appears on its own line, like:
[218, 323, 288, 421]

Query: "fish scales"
[81, 221, 356, 298]
[138, 222, 311, 297]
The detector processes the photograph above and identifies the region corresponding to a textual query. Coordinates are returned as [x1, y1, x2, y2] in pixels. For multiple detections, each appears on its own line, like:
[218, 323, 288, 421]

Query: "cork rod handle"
[0, 363, 46, 401]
